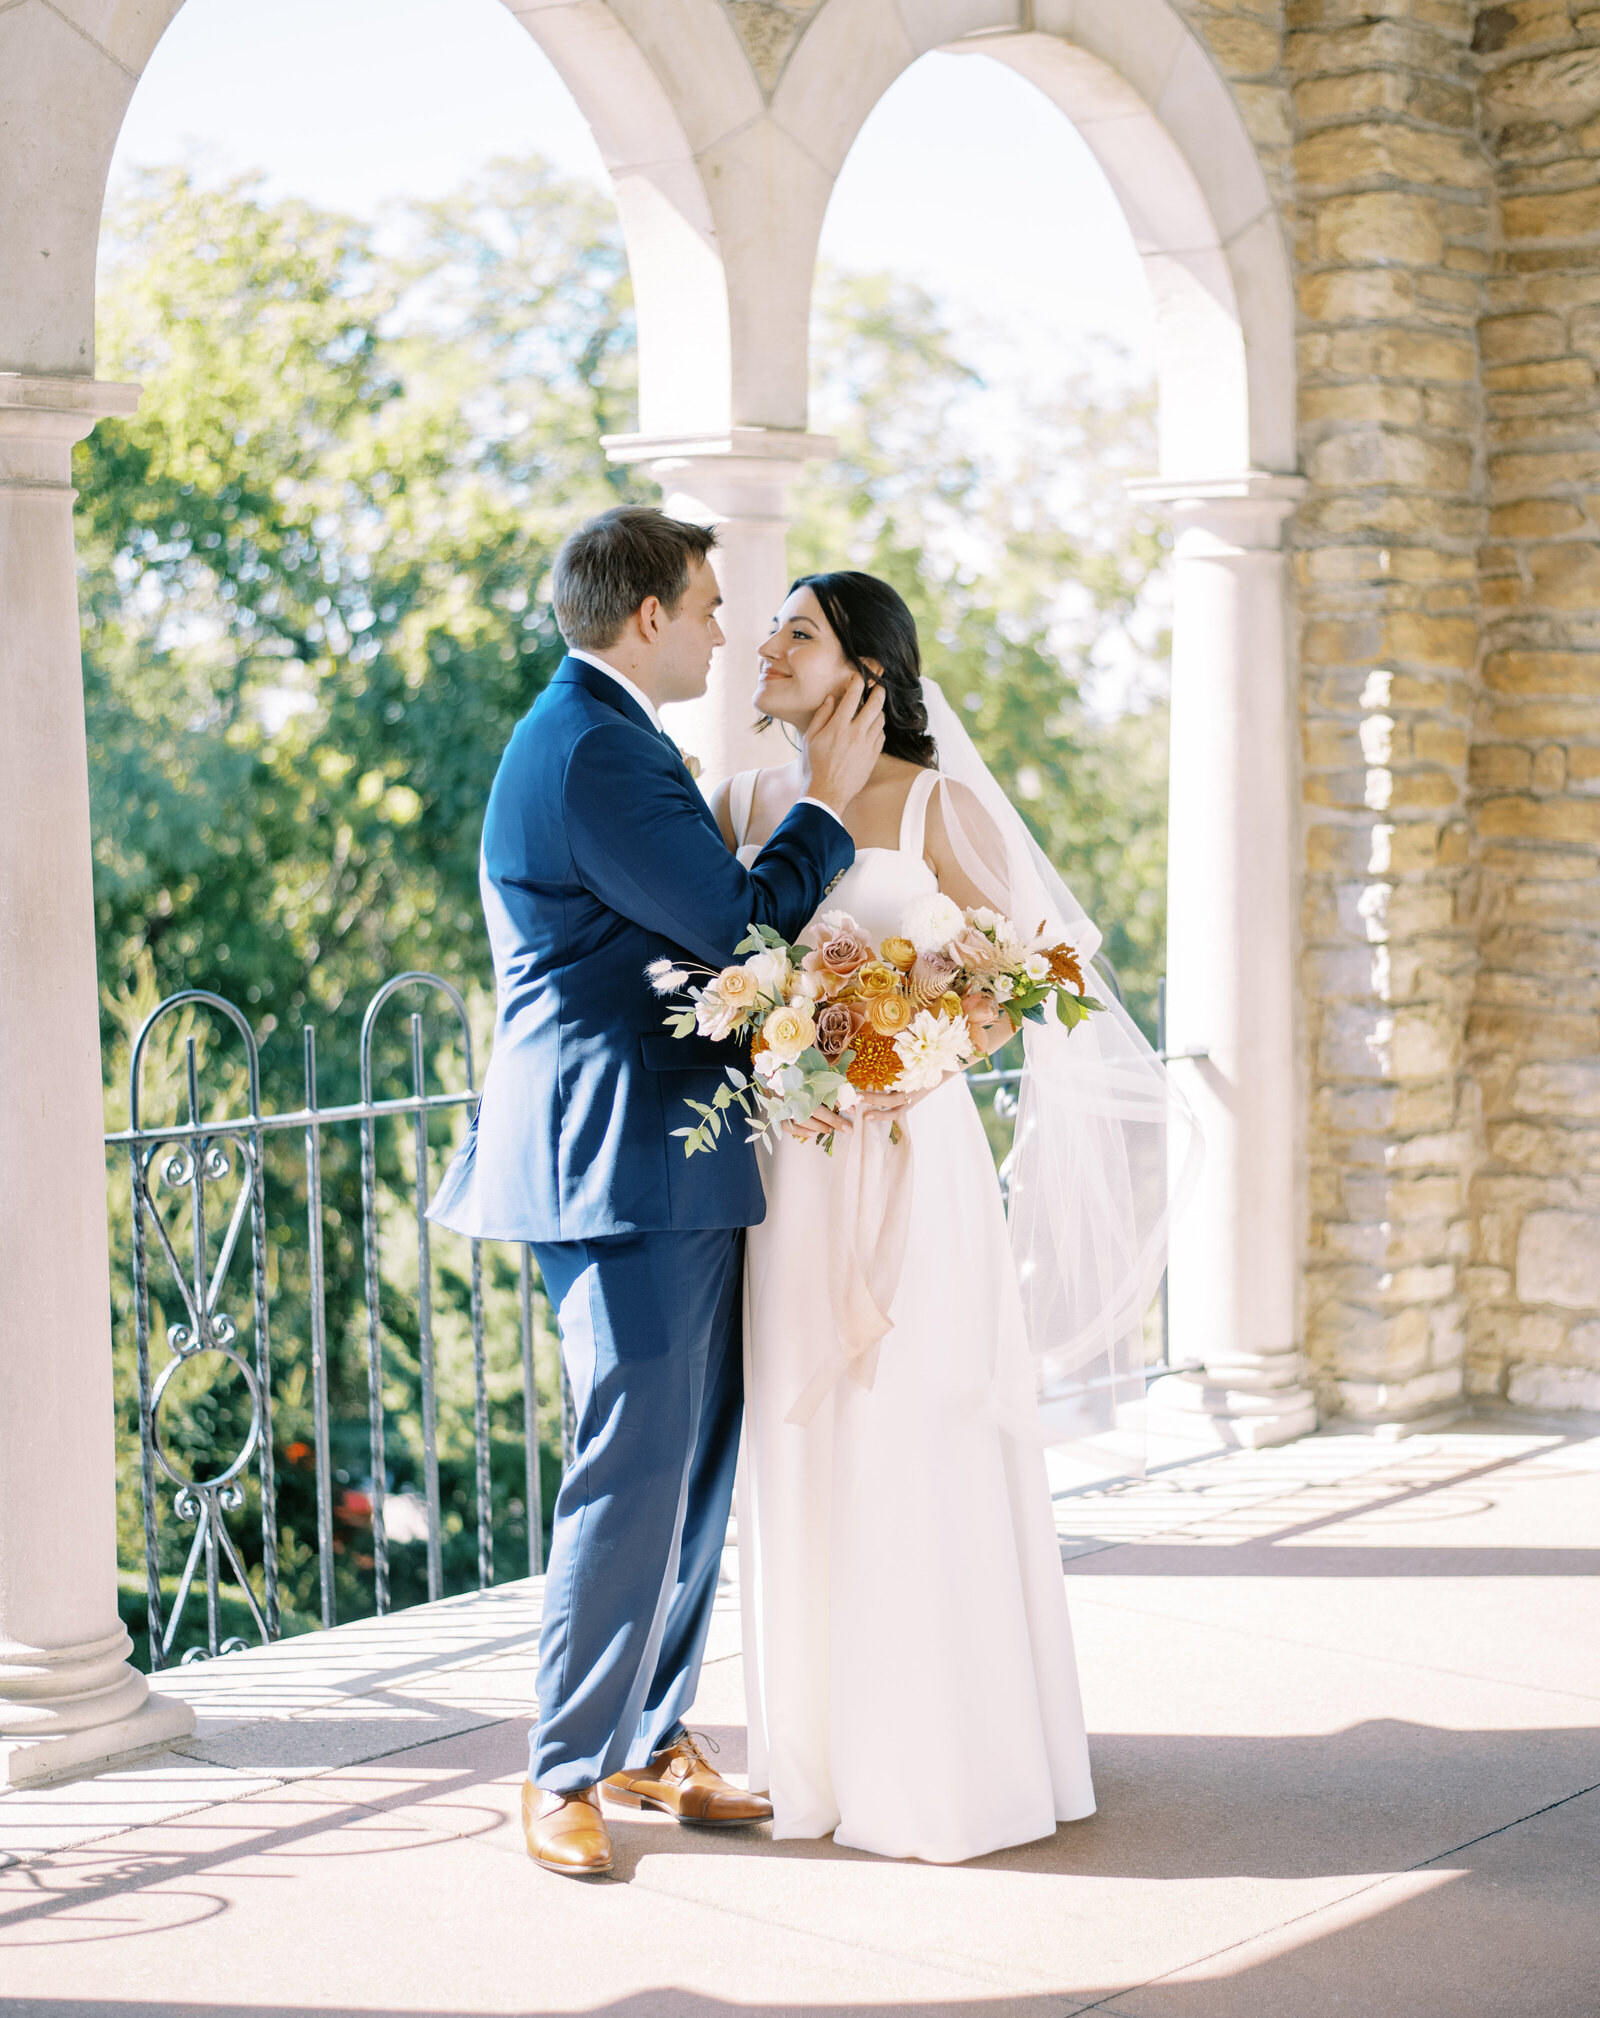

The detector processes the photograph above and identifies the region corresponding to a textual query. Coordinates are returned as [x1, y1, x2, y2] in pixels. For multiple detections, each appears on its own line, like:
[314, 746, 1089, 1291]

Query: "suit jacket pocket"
[640, 1029, 747, 1074]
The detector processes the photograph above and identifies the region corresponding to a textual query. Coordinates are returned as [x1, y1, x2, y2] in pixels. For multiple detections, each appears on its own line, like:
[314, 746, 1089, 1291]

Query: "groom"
[430, 506, 883, 1875]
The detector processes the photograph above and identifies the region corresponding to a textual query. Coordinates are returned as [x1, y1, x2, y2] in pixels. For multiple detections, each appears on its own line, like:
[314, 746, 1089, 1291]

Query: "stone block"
[1388, 1004, 1460, 1081]
[1294, 123, 1487, 191]
[1525, 540, 1600, 607]
[1487, 357, 1596, 392]
[1299, 268, 1416, 322]
[1317, 1082, 1398, 1132]
[1463, 1264, 1513, 1300]
[1309, 429, 1474, 492]
[1337, 1363, 1464, 1422]
[1389, 820, 1445, 871]
[1471, 744, 1535, 789]
[1510, 1059, 1600, 1118]
[1417, 270, 1485, 314]
[1516, 1208, 1600, 1306]
[1387, 1129, 1476, 1172]
[1532, 743, 1568, 791]
[1413, 722, 1470, 766]
[1308, 822, 1378, 874]
[1327, 326, 1479, 382]
[1315, 191, 1445, 267]
[1503, 182, 1600, 242]
[1286, 17, 1458, 76]
[1304, 719, 1362, 766]
[1200, 13, 1282, 73]
[1483, 47, 1600, 126]
[1491, 697, 1600, 735]
[1506, 1361, 1600, 1408]
[1469, 1006, 1600, 1054]
[1489, 498, 1586, 535]
[1480, 309, 1569, 363]
[1479, 844, 1600, 877]
[1477, 794, 1600, 842]
[1484, 650, 1600, 694]
[1573, 306, 1600, 361]
[1303, 383, 1424, 426]
[1489, 446, 1600, 489]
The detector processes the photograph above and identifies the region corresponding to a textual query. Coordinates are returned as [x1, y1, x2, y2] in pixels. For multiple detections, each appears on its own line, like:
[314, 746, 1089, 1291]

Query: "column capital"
[603, 425, 836, 476]
[0, 375, 141, 490]
[1127, 470, 1307, 548]
[0, 372, 141, 414]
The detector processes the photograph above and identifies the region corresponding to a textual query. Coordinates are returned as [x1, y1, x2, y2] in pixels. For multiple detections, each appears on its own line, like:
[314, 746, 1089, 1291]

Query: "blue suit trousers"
[529, 1227, 744, 1790]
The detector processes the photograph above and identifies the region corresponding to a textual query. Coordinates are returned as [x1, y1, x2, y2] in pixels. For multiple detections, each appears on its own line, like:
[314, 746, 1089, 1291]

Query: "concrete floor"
[1, 1416, 1596, 2017]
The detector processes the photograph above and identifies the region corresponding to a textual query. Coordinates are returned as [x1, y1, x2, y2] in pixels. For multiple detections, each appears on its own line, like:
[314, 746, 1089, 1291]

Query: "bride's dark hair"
[789, 571, 938, 769]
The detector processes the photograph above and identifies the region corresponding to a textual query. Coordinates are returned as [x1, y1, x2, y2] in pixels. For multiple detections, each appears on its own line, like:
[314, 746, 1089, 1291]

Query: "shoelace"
[664, 1728, 720, 1776]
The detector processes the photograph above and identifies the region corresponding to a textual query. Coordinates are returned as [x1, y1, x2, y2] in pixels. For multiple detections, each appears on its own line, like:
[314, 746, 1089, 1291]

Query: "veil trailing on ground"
[923, 678, 1203, 1483]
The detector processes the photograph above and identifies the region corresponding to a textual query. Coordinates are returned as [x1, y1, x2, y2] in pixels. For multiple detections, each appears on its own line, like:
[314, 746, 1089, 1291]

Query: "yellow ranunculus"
[867, 992, 914, 1036]
[938, 991, 964, 1020]
[854, 961, 898, 999]
[880, 936, 917, 971]
[763, 1002, 817, 1062]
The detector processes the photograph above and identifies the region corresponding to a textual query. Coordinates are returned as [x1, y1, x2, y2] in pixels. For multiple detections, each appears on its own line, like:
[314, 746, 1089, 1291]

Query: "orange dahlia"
[845, 1028, 905, 1092]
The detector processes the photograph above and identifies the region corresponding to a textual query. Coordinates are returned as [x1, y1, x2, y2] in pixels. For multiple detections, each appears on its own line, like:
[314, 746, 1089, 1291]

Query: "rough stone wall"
[708, 0, 1600, 1422]
[1470, 0, 1600, 1413]
[1285, 0, 1490, 1422]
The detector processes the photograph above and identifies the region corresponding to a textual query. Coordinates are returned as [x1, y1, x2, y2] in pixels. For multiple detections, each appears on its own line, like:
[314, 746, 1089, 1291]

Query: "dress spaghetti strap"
[898, 767, 940, 860]
[730, 769, 758, 849]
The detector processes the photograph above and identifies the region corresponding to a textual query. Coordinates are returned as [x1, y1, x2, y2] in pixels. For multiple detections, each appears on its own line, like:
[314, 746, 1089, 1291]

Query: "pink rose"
[909, 952, 959, 1004]
[819, 929, 871, 976]
[951, 927, 1004, 977]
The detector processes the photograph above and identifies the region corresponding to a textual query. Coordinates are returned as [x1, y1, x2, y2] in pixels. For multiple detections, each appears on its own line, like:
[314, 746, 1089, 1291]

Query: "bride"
[709, 571, 1180, 1865]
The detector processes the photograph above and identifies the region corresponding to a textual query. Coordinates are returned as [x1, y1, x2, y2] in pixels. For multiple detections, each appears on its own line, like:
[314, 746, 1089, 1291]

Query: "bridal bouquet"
[648, 895, 1104, 1156]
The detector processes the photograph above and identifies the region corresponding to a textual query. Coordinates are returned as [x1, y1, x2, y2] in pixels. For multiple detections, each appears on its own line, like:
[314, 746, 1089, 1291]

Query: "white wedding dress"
[731, 765, 1096, 1864]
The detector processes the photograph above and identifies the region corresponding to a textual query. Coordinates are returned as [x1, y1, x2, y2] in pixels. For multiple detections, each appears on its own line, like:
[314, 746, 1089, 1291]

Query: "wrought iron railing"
[105, 973, 564, 1670]
[105, 958, 1183, 1671]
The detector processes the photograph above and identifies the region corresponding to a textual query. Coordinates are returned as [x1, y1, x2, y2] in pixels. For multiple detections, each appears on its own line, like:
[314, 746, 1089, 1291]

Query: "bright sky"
[106, 0, 1155, 381]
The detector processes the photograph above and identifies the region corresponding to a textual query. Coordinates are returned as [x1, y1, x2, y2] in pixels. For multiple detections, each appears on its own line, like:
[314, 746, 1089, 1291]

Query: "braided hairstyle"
[789, 571, 938, 769]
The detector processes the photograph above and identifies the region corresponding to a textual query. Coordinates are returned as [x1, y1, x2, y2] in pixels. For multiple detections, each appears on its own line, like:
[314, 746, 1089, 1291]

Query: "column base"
[1147, 1356, 1319, 1451]
[0, 1688, 196, 1790]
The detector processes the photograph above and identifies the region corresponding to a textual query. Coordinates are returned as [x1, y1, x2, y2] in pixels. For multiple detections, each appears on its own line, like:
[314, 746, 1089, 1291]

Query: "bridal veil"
[922, 677, 1202, 1481]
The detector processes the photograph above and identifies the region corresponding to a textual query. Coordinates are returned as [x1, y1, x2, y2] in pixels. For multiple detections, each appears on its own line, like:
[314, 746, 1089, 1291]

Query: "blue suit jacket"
[428, 657, 855, 1240]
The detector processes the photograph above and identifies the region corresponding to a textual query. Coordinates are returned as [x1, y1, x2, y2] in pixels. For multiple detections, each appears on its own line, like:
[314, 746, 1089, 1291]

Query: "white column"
[1136, 473, 1319, 1450]
[0, 374, 195, 1785]
[603, 427, 836, 784]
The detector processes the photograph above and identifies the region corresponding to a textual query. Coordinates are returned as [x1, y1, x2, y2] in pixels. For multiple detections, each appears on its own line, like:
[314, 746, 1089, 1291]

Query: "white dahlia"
[892, 1008, 975, 1091]
[901, 892, 966, 956]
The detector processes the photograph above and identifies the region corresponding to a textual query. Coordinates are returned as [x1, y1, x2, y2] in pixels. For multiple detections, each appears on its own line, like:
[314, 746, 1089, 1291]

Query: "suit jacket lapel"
[549, 656, 721, 837]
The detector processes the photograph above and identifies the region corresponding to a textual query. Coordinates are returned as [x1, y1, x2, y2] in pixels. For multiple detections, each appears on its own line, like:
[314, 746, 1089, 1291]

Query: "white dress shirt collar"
[566, 647, 664, 734]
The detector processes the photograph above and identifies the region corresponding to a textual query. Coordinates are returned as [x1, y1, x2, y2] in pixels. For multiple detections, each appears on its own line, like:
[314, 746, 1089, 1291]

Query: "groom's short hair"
[553, 507, 719, 649]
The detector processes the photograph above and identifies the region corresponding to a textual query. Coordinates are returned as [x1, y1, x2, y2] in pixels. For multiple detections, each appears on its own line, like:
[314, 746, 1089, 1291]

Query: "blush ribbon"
[784, 1108, 915, 1427]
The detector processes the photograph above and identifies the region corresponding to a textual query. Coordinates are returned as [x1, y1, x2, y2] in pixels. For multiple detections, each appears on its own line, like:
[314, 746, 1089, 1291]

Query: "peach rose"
[763, 1002, 817, 1063]
[716, 966, 760, 1009]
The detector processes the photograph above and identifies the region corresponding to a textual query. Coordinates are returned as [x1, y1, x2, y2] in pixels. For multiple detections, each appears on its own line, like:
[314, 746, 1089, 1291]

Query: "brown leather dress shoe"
[521, 1779, 613, 1875]
[602, 1731, 773, 1827]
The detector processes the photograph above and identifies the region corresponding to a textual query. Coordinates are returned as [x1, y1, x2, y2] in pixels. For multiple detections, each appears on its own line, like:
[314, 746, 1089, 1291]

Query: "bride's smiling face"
[754, 587, 869, 732]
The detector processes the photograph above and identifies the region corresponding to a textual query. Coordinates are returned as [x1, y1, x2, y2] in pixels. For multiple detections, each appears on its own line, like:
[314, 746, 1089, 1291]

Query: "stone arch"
[762, 0, 1296, 479]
